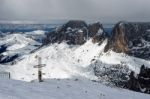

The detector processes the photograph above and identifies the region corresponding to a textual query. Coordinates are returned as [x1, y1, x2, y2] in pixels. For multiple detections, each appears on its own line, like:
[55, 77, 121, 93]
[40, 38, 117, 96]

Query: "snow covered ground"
[0, 78, 150, 99]
[0, 32, 150, 98]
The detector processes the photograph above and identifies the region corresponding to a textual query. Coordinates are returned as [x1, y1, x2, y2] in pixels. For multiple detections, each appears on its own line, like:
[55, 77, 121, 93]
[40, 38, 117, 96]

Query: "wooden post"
[38, 57, 42, 82]
[34, 56, 46, 82]
[9, 72, 11, 79]
[38, 69, 42, 82]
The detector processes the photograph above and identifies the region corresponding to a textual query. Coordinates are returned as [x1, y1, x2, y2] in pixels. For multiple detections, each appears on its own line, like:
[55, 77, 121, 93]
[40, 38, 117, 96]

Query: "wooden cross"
[34, 56, 46, 82]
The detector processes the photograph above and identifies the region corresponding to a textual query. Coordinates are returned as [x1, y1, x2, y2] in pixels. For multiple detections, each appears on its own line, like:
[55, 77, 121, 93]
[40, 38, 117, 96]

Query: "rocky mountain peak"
[88, 22, 106, 43]
[60, 20, 87, 31]
[105, 22, 150, 60]
[44, 20, 106, 45]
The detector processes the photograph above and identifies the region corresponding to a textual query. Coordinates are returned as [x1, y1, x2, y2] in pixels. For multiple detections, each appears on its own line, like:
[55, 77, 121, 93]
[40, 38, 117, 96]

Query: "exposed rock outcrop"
[88, 22, 106, 43]
[105, 22, 150, 60]
[44, 20, 106, 45]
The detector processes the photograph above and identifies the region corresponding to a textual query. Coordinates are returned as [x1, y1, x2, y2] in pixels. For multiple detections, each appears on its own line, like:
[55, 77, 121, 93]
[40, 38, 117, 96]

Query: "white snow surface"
[8, 39, 107, 81]
[3, 39, 150, 82]
[0, 78, 150, 99]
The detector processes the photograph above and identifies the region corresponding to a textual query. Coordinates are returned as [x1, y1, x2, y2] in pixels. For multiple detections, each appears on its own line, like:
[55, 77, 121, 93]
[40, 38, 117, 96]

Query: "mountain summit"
[105, 22, 150, 60]
[44, 20, 106, 45]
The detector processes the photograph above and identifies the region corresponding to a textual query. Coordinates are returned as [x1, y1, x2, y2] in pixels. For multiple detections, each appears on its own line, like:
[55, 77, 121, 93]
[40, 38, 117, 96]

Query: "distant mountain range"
[0, 24, 60, 32]
[0, 21, 114, 33]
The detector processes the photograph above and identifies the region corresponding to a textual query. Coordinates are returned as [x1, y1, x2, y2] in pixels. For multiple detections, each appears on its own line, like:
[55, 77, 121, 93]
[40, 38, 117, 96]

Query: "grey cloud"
[0, 0, 150, 23]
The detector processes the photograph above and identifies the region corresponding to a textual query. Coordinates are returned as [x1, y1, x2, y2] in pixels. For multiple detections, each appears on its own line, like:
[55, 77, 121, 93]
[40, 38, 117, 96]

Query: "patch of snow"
[78, 29, 83, 33]
[146, 29, 150, 32]
[26, 30, 46, 35]
[97, 28, 103, 35]
[7, 44, 26, 51]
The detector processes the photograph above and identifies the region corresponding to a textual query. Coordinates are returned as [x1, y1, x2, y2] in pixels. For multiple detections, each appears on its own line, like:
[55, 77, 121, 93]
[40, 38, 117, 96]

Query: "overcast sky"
[0, 0, 150, 23]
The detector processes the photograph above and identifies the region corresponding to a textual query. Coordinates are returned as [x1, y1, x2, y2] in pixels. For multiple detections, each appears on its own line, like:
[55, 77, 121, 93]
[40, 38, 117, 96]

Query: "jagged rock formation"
[105, 22, 150, 60]
[94, 63, 130, 87]
[88, 22, 106, 43]
[127, 65, 150, 93]
[44, 20, 106, 45]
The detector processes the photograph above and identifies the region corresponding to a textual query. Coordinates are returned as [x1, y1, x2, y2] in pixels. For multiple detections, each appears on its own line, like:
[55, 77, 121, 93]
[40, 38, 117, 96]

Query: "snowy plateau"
[0, 28, 150, 99]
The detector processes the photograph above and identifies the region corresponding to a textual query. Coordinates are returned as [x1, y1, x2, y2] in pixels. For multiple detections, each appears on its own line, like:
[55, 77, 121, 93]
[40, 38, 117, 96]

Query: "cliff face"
[44, 20, 106, 45]
[105, 22, 150, 60]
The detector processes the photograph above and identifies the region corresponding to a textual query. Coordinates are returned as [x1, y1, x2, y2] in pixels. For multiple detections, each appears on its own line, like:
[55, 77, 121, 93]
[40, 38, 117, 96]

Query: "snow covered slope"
[8, 39, 107, 81]
[0, 31, 45, 64]
[3, 39, 149, 82]
[95, 51, 150, 74]
[0, 78, 150, 99]
[0, 33, 40, 51]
